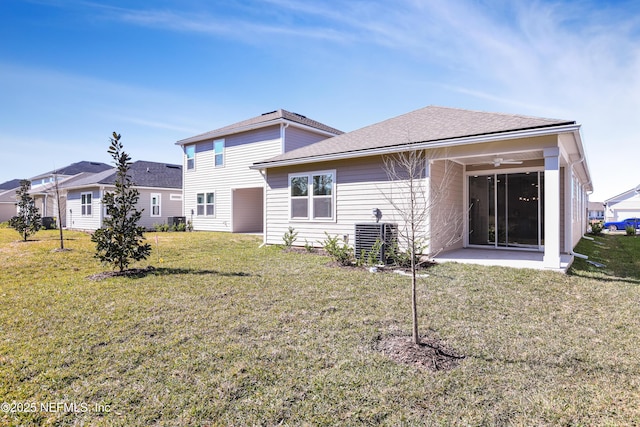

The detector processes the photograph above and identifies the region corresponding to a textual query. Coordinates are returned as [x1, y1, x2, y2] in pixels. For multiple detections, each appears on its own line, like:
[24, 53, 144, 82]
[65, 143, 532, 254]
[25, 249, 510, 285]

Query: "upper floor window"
[81, 192, 92, 216]
[289, 171, 335, 221]
[186, 145, 195, 170]
[151, 194, 161, 217]
[214, 139, 224, 167]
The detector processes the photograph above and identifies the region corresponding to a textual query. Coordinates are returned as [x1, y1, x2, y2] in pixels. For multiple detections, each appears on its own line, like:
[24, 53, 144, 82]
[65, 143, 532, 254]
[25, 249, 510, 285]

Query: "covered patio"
[433, 248, 574, 272]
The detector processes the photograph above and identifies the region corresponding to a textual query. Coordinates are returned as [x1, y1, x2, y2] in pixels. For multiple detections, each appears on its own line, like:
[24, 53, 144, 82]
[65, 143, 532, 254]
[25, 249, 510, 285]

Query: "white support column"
[543, 147, 561, 269]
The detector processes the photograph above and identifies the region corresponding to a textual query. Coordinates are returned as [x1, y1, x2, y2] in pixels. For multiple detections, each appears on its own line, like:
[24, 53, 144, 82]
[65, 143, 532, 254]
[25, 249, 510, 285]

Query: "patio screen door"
[468, 172, 544, 249]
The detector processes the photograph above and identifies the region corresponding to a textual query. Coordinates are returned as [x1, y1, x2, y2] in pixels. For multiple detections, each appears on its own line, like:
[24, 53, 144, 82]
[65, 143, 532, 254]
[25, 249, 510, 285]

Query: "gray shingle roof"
[253, 106, 576, 167]
[63, 161, 182, 189]
[0, 179, 21, 190]
[30, 161, 111, 180]
[177, 109, 343, 145]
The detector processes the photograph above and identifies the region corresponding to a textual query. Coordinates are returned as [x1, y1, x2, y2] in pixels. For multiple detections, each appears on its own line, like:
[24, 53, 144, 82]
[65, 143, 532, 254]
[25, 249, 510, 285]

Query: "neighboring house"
[29, 161, 112, 227]
[176, 109, 343, 233]
[604, 185, 640, 223]
[0, 186, 19, 223]
[251, 105, 592, 271]
[64, 161, 183, 231]
[0, 179, 21, 222]
[588, 201, 605, 223]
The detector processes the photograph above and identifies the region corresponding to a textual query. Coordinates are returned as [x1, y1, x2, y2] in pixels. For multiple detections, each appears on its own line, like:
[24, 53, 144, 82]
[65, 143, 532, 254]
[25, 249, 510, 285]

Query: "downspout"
[281, 122, 289, 152]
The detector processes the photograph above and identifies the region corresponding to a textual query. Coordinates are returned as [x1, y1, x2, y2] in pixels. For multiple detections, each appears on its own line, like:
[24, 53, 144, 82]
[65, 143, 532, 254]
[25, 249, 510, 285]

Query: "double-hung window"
[81, 192, 92, 216]
[196, 192, 215, 216]
[214, 139, 224, 167]
[186, 145, 195, 170]
[289, 171, 335, 220]
[151, 194, 161, 217]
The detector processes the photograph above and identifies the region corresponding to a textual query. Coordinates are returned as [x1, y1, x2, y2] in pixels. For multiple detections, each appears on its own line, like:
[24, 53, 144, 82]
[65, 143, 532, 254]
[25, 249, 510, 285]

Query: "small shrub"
[385, 241, 426, 268]
[357, 238, 384, 267]
[172, 222, 187, 232]
[0, 221, 8, 229]
[282, 226, 298, 249]
[304, 239, 315, 253]
[186, 220, 193, 232]
[321, 232, 354, 266]
[625, 225, 636, 236]
[589, 222, 603, 235]
[154, 223, 170, 232]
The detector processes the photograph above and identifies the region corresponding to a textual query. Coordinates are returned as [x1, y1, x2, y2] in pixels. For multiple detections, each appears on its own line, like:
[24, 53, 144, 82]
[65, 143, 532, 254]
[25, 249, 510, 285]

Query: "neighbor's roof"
[63, 161, 182, 189]
[30, 161, 112, 180]
[0, 179, 21, 190]
[252, 105, 577, 168]
[604, 184, 640, 203]
[176, 109, 343, 145]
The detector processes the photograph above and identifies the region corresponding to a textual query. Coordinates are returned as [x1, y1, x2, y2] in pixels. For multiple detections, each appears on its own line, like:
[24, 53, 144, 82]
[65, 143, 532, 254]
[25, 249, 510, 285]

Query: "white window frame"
[288, 170, 336, 221]
[196, 192, 215, 217]
[186, 145, 195, 171]
[214, 139, 225, 168]
[150, 193, 161, 217]
[81, 192, 92, 216]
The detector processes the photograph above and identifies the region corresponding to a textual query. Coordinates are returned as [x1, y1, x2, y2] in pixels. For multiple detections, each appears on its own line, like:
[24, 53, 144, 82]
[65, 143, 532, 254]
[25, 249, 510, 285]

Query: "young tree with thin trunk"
[52, 172, 65, 249]
[382, 149, 463, 345]
[92, 132, 151, 271]
[9, 179, 42, 241]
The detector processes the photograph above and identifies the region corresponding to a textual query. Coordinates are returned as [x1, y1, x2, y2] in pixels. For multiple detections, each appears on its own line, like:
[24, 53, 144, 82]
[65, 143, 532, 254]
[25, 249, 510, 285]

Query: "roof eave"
[176, 118, 340, 146]
[251, 123, 582, 170]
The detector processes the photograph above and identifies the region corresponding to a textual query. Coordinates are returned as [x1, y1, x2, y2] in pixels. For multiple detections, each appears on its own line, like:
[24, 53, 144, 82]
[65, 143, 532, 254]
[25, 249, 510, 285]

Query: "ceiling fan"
[473, 157, 523, 167]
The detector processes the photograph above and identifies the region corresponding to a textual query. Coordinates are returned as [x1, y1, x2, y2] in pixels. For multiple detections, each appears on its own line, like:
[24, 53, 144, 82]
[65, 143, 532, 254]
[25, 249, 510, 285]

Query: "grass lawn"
[1, 228, 639, 426]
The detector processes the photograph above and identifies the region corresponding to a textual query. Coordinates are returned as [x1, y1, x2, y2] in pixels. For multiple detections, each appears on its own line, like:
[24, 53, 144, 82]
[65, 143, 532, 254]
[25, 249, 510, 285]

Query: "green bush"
[589, 222, 604, 235]
[625, 225, 636, 236]
[172, 222, 187, 232]
[282, 226, 298, 249]
[154, 223, 170, 232]
[321, 232, 353, 266]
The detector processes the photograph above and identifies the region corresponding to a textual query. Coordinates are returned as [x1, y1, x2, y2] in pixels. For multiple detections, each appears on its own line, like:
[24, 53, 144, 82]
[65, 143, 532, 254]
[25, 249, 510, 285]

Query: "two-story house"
[176, 110, 343, 233]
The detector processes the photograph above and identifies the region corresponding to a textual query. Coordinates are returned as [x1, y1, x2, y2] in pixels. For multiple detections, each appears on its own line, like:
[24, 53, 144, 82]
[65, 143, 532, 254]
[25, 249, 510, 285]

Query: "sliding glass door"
[468, 172, 544, 249]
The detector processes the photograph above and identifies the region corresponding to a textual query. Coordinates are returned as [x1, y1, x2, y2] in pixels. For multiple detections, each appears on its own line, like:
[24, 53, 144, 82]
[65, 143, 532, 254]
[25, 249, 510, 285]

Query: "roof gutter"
[176, 119, 340, 146]
[250, 123, 582, 170]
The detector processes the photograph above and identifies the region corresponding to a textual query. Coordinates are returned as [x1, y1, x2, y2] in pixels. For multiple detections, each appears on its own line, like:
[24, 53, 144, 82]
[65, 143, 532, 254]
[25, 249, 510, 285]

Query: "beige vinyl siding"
[560, 168, 566, 253]
[66, 189, 102, 231]
[136, 189, 183, 230]
[232, 188, 263, 232]
[0, 203, 17, 222]
[284, 126, 332, 152]
[183, 128, 282, 232]
[265, 156, 430, 247]
[429, 160, 464, 255]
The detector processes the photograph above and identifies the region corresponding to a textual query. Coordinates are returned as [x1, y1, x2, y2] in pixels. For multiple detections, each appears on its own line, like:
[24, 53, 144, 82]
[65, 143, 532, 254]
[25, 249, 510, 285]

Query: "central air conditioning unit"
[354, 223, 398, 264]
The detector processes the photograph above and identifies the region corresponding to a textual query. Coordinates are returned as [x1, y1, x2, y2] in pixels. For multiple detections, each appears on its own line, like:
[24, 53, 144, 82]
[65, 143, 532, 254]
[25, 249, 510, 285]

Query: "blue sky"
[1, 0, 639, 201]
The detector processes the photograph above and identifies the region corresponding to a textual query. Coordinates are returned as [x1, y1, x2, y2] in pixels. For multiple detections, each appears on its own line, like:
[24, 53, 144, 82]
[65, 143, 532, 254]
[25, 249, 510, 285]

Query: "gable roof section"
[63, 161, 182, 190]
[252, 106, 578, 168]
[30, 161, 112, 180]
[176, 109, 343, 146]
[605, 184, 640, 203]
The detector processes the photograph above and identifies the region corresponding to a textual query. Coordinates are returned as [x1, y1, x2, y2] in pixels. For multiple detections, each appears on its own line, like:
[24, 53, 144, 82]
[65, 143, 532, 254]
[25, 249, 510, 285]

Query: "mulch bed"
[375, 333, 465, 372]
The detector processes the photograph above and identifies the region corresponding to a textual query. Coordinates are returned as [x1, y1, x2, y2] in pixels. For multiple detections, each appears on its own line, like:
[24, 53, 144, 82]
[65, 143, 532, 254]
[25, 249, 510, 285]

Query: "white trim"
[185, 144, 196, 171]
[176, 118, 339, 146]
[251, 124, 582, 169]
[214, 139, 225, 168]
[150, 193, 161, 217]
[81, 191, 93, 216]
[288, 169, 337, 222]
